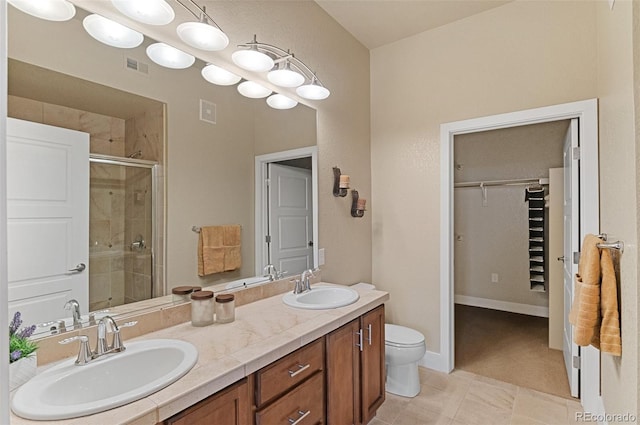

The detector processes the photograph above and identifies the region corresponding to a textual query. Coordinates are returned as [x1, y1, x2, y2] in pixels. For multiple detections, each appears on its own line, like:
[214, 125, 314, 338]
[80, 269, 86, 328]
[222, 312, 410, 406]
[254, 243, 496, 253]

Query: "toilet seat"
[385, 324, 425, 348]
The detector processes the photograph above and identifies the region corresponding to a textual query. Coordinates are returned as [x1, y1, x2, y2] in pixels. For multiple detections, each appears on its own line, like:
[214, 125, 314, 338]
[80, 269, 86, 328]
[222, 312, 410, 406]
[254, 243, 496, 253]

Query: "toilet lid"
[385, 324, 425, 346]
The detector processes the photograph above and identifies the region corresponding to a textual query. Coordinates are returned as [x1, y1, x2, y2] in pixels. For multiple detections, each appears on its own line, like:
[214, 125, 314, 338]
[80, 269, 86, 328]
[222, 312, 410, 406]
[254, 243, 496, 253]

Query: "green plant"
[9, 311, 37, 363]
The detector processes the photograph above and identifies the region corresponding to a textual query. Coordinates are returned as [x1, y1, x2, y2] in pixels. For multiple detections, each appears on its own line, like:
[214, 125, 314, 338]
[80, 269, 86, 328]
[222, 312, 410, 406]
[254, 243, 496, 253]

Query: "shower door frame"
[89, 154, 161, 302]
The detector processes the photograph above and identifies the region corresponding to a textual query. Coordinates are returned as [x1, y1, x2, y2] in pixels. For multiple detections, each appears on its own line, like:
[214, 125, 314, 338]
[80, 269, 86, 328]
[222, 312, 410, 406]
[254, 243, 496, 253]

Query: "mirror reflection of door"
[7, 118, 89, 325]
[267, 161, 313, 276]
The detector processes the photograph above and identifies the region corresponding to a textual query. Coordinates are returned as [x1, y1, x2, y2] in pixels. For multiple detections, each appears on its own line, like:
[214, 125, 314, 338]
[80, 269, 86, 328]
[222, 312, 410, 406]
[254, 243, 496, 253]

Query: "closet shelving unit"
[526, 187, 546, 292]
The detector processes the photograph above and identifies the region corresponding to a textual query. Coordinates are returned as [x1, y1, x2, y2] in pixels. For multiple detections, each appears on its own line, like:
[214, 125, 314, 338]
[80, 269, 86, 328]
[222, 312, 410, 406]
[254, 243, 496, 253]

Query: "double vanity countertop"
[10, 283, 389, 425]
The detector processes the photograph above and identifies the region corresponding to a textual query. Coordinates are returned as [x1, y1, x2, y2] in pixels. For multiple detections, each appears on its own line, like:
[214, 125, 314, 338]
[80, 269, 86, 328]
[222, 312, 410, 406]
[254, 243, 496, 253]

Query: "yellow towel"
[568, 234, 621, 356]
[198, 225, 242, 276]
[594, 249, 622, 356]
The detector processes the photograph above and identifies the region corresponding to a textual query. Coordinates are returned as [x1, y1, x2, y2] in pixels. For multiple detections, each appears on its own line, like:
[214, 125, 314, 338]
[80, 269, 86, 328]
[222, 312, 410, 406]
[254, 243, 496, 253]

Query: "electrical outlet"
[318, 248, 325, 266]
[491, 273, 499, 283]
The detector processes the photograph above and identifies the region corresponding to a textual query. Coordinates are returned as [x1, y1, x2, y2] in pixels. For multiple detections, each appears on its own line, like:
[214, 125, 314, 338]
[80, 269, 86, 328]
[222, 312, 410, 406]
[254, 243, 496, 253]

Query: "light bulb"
[177, 22, 229, 51]
[146, 43, 195, 69]
[296, 81, 330, 100]
[268, 64, 305, 88]
[83, 14, 144, 49]
[111, 0, 175, 25]
[8, 0, 75, 21]
[232, 49, 274, 73]
[266, 94, 298, 110]
[237, 81, 272, 99]
[201, 64, 241, 86]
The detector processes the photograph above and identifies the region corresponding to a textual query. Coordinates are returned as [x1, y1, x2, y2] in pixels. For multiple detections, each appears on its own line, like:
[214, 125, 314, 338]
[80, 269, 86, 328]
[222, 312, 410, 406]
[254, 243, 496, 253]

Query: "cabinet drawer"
[256, 372, 323, 425]
[255, 338, 324, 407]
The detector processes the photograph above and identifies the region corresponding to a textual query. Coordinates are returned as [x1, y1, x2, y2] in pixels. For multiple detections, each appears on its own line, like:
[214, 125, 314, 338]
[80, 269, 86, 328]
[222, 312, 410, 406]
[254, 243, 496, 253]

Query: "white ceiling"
[314, 0, 512, 50]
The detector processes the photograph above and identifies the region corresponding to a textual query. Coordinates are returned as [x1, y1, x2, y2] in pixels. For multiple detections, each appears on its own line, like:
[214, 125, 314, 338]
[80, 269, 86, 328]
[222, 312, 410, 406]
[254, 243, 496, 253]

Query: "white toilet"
[385, 324, 426, 398]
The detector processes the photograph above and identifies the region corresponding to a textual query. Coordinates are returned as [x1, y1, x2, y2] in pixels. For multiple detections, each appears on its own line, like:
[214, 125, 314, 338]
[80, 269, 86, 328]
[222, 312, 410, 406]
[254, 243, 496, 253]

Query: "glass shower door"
[89, 156, 156, 310]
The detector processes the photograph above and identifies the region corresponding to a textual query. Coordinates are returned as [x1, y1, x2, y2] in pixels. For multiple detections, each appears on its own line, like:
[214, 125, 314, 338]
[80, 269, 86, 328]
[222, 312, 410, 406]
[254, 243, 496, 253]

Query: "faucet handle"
[111, 321, 137, 352]
[59, 335, 92, 365]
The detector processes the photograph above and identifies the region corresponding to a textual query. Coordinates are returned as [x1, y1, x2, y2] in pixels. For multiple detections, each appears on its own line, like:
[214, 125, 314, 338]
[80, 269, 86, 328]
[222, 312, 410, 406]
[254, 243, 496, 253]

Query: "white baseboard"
[418, 350, 449, 373]
[455, 295, 549, 318]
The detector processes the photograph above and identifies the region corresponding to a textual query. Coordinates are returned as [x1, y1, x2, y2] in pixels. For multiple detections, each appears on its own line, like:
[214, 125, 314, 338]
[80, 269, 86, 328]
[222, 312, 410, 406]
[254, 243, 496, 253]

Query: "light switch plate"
[318, 248, 325, 266]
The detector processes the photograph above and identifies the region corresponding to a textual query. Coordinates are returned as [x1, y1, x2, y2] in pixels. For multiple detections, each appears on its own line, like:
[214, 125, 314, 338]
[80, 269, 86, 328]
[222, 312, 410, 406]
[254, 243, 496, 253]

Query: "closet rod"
[454, 177, 549, 189]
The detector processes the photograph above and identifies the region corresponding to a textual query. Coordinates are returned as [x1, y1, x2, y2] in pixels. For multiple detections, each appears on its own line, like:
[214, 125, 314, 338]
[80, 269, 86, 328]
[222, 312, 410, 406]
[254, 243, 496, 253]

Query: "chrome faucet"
[59, 316, 137, 365]
[300, 269, 316, 292]
[263, 264, 286, 281]
[293, 268, 318, 294]
[64, 299, 82, 329]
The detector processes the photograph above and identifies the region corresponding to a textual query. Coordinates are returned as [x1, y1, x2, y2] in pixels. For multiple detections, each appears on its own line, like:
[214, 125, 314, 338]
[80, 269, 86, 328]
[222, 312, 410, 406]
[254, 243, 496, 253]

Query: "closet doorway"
[452, 120, 567, 397]
[439, 99, 603, 416]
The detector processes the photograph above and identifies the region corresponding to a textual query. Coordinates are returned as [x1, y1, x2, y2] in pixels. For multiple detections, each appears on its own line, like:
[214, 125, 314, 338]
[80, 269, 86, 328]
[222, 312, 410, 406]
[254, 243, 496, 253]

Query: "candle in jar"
[339, 175, 350, 189]
[357, 198, 366, 211]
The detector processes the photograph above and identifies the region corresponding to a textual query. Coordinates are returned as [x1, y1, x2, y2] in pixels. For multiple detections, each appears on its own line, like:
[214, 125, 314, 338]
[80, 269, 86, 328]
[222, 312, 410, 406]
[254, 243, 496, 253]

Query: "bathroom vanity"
[9, 283, 389, 425]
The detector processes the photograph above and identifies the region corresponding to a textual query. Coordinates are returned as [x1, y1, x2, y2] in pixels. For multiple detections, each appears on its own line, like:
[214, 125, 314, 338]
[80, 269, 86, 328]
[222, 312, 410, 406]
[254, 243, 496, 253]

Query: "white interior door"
[563, 118, 580, 398]
[7, 118, 89, 326]
[268, 163, 313, 276]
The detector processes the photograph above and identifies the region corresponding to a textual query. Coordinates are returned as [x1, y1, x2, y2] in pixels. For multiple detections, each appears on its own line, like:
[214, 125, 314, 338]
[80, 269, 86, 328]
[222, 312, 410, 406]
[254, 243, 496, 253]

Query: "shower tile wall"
[8, 95, 165, 309]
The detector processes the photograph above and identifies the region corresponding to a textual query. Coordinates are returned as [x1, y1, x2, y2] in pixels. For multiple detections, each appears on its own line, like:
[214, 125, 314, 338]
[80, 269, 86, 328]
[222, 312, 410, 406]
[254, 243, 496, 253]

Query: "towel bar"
[596, 233, 624, 253]
[597, 241, 624, 253]
[192, 226, 201, 233]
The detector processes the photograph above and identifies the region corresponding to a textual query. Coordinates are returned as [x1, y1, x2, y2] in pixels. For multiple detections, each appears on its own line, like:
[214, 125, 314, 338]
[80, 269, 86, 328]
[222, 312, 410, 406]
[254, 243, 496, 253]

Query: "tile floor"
[370, 367, 583, 425]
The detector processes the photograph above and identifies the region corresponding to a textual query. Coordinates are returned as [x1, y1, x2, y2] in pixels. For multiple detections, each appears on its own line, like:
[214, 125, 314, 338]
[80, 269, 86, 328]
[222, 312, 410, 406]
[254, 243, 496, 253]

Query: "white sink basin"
[282, 286, 360, 310]
[11, 339, 198, 420]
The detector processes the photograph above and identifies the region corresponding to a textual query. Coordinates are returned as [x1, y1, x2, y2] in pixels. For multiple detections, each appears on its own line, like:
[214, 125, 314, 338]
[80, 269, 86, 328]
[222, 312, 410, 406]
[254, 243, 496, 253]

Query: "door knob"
[308, 241, 314, 247]
[68, 263, 86, 273]
[557, 256, 565, 263]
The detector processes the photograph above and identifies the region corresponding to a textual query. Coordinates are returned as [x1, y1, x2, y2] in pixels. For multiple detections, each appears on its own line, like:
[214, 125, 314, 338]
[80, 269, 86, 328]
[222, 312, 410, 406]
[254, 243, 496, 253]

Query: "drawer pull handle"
[288, 409, 310, 425]
[288, 363, 310, 378]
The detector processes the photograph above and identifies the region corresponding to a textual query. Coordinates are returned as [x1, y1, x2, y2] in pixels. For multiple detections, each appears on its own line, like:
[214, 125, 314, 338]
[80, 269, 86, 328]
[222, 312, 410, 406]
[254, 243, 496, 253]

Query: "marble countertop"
[10, 283, 389, 425]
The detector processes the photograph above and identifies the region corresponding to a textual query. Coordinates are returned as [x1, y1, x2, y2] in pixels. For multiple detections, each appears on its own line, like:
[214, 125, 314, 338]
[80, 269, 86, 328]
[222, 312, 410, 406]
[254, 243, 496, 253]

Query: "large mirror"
[7, 5, 317, 338]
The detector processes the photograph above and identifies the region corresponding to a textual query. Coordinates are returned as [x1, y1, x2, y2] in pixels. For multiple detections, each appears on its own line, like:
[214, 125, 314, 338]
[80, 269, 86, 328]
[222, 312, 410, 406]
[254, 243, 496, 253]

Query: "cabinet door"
[361, 305, 386, 425]
[326, 318, 360, 425]
[164, 378, 251, 425]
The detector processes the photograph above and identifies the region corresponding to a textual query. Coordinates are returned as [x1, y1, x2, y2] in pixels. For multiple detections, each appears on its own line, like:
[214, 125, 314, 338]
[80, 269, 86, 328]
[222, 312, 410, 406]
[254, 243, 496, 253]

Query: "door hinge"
[572, 147, 580, 160]
[265, 235, 271, 243]
[573, 251, 580, 265]
[265, 178, 270, 187]
[573, 355, 581, 370]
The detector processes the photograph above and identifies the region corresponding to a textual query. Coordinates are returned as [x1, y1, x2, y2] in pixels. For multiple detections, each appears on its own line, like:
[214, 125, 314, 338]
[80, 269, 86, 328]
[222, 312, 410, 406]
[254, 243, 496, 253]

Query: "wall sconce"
[333, 167, 349, 197]
[351, 190, 366, 218]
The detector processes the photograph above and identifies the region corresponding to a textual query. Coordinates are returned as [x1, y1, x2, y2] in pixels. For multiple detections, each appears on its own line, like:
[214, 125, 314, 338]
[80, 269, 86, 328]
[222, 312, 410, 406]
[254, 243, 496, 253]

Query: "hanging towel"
[568, 234, 621, 356]
[592, 249, 622, 356]
[197, 225, 242, 276]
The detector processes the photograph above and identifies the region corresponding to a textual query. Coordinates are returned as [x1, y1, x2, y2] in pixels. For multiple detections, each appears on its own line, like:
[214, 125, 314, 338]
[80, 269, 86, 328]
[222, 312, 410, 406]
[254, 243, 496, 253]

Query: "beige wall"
[371, 0, 597, 351]
[454, 123, 566, 308]
[372, 0, 638, 417]
[596, 0, 638, 418]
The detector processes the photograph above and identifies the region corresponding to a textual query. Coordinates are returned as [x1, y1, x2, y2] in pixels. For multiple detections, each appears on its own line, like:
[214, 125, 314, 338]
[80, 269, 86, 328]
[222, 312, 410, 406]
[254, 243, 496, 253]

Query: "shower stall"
[88, 154, 159, 311]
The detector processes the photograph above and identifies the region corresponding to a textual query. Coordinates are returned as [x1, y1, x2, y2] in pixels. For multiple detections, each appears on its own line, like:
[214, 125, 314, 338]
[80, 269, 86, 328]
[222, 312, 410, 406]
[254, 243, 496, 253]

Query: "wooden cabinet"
[255, 372, 324, 425]
[360, 305, 386, 424]
[326, 305, 385, 425]
[163, 304, 385, 425]
[255, 338, 324, 408]
[254, 338, 325, 425]
[164, 378, 251, 425]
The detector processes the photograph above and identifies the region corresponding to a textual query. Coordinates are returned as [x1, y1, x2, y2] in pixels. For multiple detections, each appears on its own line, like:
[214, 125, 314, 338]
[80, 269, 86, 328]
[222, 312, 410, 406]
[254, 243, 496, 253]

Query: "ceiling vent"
[124, 56, 149, 76]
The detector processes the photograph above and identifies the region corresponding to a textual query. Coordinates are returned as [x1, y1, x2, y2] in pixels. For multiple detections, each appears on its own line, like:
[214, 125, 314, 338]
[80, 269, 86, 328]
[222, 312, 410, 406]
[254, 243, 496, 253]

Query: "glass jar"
[172, 286, 194, 303]
[191, 291, 214, 326]
[215, 294, 235, 323]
